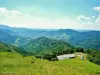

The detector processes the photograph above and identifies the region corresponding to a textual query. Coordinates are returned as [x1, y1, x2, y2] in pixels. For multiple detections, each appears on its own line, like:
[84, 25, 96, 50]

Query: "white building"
[57, 54, 75, 60]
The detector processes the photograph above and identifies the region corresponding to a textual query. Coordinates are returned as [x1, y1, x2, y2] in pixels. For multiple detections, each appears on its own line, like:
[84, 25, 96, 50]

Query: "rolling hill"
[0, 51, 100, 75]
[0, 39, 100, 75]
[23, 37, 74, 55]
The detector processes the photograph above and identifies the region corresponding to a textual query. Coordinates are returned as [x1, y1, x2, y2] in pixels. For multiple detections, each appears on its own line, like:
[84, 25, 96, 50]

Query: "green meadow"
[0, 51, 100, 75]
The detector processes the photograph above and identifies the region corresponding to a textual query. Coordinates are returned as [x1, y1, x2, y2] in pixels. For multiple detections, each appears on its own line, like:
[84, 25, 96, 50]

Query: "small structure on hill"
[57, 54, 75, 60]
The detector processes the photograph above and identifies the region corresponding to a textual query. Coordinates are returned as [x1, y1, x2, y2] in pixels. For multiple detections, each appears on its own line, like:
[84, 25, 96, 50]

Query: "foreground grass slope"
[0, 51, 100, 75]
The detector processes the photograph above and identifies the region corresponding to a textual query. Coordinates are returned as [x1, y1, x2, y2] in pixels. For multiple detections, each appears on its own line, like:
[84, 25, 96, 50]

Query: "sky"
[0, 0, 100, 30]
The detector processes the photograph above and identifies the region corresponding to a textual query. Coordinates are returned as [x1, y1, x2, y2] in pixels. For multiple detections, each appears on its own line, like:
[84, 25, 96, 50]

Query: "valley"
[0, 24, 100, 75]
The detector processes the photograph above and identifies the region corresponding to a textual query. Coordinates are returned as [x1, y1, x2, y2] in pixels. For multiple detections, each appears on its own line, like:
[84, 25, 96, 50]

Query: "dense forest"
[20, 37, 83, 60]
[85, 50, 100, 65]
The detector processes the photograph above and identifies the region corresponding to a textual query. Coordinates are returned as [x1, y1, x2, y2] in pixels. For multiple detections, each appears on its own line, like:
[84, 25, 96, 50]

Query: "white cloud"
[82, 22, 93, 25]
[87, 22, 93, 25]
[93, 6, 100, 11]
[0, 7, 22, 21]
[0, 8, 22, 16]
[77, 15, 91, 21]
[96, 15, 100, 25]
[0, 8, 100, 30]
[0, 8, 83, 29]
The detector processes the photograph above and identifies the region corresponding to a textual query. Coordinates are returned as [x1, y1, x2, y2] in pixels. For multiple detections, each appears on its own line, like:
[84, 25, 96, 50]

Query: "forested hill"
[22, 37, 74, 55]
[0, 42, 20, 52]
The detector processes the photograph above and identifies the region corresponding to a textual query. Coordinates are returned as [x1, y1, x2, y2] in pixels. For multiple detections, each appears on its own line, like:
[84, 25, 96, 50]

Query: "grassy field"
[0, 51, 100, 75]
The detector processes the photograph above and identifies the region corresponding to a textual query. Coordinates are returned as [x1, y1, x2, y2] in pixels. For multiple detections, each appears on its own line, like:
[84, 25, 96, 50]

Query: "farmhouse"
[57, 54, 75, 60]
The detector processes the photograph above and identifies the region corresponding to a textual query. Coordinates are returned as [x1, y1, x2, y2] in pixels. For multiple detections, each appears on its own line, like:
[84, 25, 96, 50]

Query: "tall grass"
[0, 51, 100, 75]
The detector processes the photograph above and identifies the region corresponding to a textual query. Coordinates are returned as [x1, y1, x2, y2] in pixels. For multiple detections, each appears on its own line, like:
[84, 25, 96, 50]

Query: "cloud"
[82, 22, 93, 25]
[0, 8, 22, 16]
[0, 7, 22, 20]
[0, 7, 83, 29]
[93, 6, 100, 11]
[77, 15, 91, 21]
[0, 8, 8, 15]
[0, 8, 100, 30]
[87, 22, 93, 25]
[95, 15, 100, 25]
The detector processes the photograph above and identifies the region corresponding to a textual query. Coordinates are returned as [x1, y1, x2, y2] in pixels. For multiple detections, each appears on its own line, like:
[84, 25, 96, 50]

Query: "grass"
[0, 51, 100, 75]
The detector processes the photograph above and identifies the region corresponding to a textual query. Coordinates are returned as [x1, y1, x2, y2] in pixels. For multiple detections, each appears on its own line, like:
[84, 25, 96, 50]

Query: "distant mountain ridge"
[0, 24, 100, 50]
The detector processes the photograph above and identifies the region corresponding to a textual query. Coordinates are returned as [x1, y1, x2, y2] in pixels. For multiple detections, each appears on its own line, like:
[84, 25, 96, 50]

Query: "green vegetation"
[85, 50, 100, 65]
[0, 42, 20, 52]
[22, 37, 76, 60]
[0, 25, 100, 75]
[23, 37, 74, 54]
[0, 38, 100, 75]
[21, 37, 85, 61]
[0, 51, 100, 75]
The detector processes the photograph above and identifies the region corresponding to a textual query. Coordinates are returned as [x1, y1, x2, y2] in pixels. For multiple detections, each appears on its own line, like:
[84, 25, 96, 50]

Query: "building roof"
[57, 54, 75, 60]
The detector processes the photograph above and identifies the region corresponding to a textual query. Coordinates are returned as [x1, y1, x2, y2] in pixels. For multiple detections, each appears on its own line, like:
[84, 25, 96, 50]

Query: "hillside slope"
[0, 42, 20, 52]
[0, 51, 100, 75]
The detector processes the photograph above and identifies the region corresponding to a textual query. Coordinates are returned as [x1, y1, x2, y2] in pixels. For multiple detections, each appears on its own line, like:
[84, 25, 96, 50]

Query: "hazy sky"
[0, 0, 100, 30]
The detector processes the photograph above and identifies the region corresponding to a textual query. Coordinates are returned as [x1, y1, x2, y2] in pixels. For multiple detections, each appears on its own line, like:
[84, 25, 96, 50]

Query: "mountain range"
[0, 24, 100, 50]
